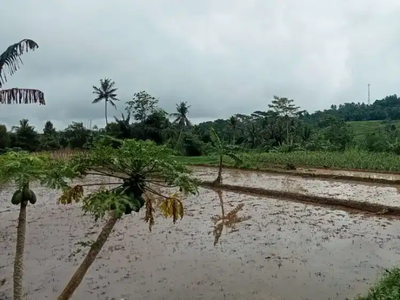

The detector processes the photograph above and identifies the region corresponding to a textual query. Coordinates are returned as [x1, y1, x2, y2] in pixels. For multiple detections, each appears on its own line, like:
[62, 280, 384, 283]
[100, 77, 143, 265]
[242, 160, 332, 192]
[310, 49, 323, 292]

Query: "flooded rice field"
[193, 167, 400, 208]
[1, 173, 400, 299]
[296, 167, 400, 181]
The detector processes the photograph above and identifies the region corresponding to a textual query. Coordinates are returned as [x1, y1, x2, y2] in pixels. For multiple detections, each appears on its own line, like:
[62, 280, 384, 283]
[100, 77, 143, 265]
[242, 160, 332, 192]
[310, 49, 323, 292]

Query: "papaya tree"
[0, 151, 52, 300]
[45, 137, 198, 300]
[209, 127, 242, 185]
[0, 39, 46, 105]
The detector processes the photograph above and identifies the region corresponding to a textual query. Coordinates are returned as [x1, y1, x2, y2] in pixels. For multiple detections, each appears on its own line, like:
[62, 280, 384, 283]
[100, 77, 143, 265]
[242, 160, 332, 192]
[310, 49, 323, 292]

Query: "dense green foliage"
[46, 137, 198, 224]
[3, 81, 400, 163]
[356, 268, 400, 300]
[0, 151, 52, 189]
[177, 150, 400, 172]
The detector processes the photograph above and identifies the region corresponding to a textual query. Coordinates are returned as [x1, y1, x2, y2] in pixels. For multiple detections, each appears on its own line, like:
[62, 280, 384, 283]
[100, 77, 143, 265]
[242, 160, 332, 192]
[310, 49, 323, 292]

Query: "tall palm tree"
[92, 78, 119, 126]
[0, 39, 46, 105]
[228, 115, 238, 144]
[170, 101, 192, 128]
[170, 101, 191, 151]
[0, 39, 44, 300]
[12, 119, 31, 132]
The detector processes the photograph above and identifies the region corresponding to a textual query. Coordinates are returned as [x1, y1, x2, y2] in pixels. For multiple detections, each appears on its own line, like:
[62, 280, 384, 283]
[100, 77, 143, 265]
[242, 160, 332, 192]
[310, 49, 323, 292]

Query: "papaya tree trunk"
[57, 213, 118, 300]
[13, 201, 28, 300]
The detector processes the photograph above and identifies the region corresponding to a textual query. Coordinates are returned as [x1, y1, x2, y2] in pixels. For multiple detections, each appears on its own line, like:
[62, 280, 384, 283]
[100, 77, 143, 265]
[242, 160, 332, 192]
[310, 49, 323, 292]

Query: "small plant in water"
[46, 137, 198, 300]
[209, 127, 242, 185]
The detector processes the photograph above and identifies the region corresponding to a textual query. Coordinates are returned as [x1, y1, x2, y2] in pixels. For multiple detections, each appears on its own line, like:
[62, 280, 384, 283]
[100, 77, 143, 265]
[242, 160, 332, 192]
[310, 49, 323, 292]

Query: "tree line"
[2, 78, 400, 155]
[2, 38, 400, 157]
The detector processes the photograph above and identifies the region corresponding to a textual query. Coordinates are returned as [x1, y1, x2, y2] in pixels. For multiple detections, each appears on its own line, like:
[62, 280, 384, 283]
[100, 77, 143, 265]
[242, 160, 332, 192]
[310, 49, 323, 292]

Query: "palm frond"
[0, 88, 45, 105]
[107, 88, 118, 95]
[0, 39, 39, 88]
[92, 97, 102, 104]
[108, 100, 117, 109]
[184, 117, 192, 127]
[92, 86, 102, 95]
[92, 78, 119, 105]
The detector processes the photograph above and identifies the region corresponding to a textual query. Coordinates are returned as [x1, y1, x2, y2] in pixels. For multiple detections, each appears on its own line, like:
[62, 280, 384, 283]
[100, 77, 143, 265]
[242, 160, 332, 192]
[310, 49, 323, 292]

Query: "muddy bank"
[192, 167, 400, 209]
[1, 182, 400, 299]
[191, 164, 400, 185]
[201, 181, 400, 217]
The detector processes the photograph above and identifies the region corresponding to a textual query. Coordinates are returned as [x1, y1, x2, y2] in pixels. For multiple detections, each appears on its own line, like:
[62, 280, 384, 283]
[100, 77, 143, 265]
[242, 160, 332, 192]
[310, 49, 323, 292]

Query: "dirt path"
[1, 179, 400, 299]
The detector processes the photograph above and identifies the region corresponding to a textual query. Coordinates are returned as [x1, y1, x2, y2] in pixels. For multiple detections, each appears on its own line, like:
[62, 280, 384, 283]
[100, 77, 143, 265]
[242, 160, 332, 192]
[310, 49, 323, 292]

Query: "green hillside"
[347, 120, 400, 143]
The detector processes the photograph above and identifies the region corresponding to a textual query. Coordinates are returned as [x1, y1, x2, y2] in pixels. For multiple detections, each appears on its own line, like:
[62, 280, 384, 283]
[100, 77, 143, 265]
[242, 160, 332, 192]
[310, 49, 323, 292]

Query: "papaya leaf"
[43, 138, 198, 227]
[57, 185, 84, 205]
[158, 193, 184, 224]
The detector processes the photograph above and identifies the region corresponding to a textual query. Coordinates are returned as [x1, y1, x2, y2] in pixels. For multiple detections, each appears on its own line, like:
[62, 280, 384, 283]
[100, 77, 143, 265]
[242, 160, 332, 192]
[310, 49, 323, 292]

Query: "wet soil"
[1, 176, 400, 300]
[193, 167, 400, 208]
[296, 167, 400, 180]
[192, 164, 400, 185]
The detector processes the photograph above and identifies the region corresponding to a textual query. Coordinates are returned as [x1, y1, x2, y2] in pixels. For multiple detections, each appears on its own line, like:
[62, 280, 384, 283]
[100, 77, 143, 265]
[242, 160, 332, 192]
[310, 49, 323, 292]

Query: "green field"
[177, 149, 400, 173]
[348, 120, 400, 143]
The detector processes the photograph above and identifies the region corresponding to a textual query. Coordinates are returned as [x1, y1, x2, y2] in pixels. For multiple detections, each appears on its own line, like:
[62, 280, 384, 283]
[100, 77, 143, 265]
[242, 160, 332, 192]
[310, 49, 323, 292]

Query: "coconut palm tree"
[0, 39, 46, 105]
[228, 115, 238, 144]
[11, 119, 31, 131]
[171, 101, 192, 128]
[92, 78, 119, 126]
[170, 101, 191, 151]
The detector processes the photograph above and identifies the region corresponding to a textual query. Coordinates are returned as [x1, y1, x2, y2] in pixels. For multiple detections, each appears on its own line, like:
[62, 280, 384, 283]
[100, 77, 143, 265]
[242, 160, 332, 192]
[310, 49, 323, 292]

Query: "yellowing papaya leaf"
[57, 185, 84, 204]
[144, 194, 155, 232]
[158, 193, 184, 224]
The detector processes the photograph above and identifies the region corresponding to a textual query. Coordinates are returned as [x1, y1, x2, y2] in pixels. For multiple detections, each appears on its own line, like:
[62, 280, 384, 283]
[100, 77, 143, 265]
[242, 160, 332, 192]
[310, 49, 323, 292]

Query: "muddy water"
[297, 167, 400, 181]
[193, 167, 400, 208]
[1, 180, 400, 300]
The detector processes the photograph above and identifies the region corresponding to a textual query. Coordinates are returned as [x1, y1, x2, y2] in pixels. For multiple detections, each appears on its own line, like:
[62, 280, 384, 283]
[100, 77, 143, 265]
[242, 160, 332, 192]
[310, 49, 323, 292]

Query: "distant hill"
[347, 120, 400, 143]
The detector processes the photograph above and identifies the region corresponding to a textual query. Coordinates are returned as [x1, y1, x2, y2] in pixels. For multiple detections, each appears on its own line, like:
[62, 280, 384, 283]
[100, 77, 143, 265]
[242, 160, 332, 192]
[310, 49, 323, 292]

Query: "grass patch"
[176, 150, 400, 172]
[355, 268, 400, 300]
[348, 120, 400, 144]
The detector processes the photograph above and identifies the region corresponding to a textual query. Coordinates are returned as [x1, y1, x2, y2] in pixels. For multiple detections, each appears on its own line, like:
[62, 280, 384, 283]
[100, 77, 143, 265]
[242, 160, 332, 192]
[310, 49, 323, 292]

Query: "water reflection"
[211, 189, 251, 246]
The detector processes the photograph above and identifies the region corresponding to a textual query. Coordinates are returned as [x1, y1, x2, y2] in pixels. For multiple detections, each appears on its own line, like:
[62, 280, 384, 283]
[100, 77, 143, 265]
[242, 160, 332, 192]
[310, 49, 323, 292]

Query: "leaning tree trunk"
[57, 212, 118, 300]
[13, 200, 28, 300]
[105, 100, 108, 126]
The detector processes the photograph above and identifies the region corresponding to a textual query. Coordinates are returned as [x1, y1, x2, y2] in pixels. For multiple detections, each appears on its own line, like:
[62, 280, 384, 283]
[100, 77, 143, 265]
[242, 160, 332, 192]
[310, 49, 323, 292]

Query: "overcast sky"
[1, 0, 400, 130]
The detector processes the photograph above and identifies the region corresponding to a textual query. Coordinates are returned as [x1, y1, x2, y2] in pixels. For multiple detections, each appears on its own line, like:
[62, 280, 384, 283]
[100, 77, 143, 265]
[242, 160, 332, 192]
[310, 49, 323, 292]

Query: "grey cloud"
[1, 0, 400, 130]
